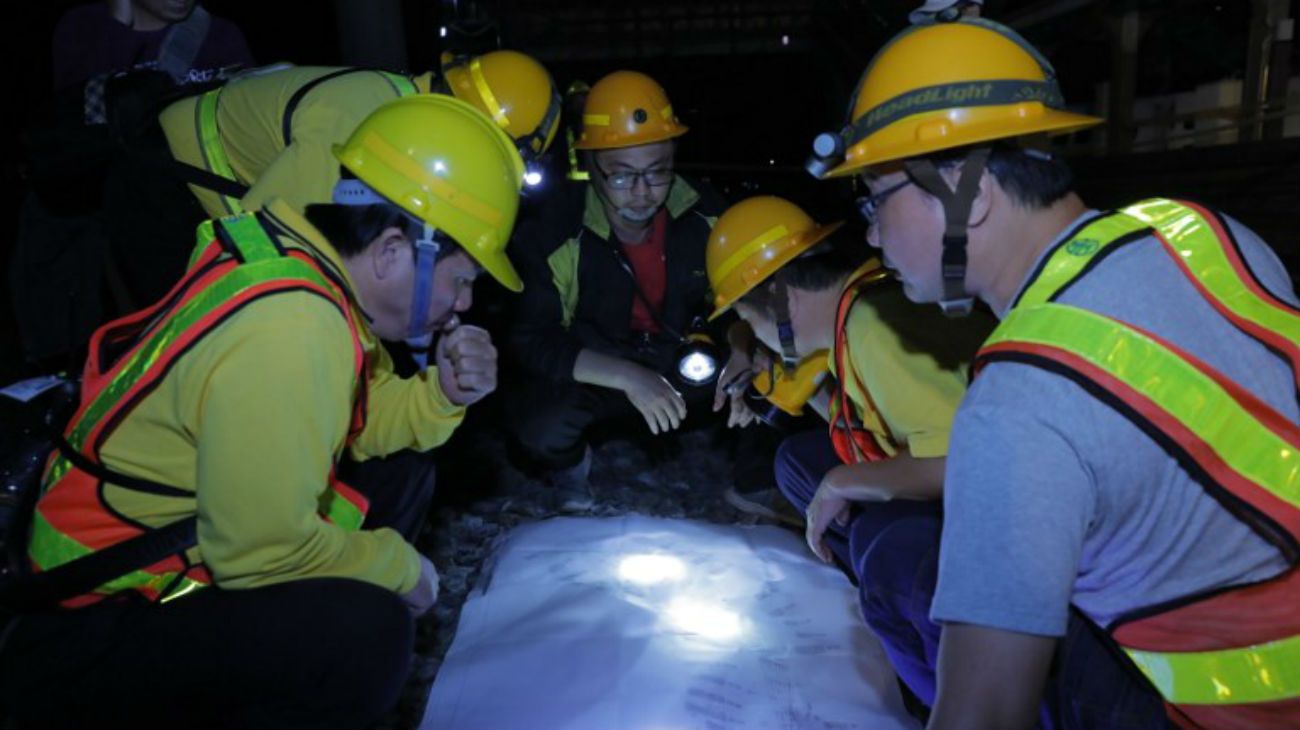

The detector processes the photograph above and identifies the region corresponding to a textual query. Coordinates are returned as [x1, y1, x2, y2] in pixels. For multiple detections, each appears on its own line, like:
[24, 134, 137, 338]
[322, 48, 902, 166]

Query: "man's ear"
[370, 226, 410, 281]
[968, 167, 994, 229]
[937, 161, 994, 228]
[784, 283, 802, 320]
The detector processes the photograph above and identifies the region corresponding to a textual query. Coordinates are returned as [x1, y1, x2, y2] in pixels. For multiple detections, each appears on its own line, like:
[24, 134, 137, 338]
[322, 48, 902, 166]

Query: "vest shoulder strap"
[281, 68, 418, 147]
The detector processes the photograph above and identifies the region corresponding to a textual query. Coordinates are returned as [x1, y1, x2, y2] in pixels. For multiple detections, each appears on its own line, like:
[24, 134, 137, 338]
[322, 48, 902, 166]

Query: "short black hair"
[303, 201, 423, 257]
[925, 141, 1075, 210]
[739, 234, 867, 311]
[304, 169, 459, 258]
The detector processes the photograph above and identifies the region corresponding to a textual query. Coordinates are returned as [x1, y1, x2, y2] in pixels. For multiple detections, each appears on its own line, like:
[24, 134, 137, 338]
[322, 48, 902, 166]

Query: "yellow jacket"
[830, 279, 994, 458]
[159, 65, 434, 218]
[96, 199, 465, 594]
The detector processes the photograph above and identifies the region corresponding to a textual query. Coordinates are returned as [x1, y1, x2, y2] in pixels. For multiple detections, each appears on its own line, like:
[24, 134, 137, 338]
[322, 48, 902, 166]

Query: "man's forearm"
[830, 452, 945, 501]
[572, 348, 632, 390]
[927, 624, 1055, 730]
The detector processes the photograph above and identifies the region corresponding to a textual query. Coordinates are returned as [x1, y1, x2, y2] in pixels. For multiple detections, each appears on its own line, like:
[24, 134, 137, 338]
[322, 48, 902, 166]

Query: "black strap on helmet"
[513, 86, 562, 162]
[904, 145, 990, 317]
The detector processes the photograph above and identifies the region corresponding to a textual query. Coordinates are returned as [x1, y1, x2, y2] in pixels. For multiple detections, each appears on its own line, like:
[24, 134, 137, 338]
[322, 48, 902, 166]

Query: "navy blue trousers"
[774, 429, 1173, 729]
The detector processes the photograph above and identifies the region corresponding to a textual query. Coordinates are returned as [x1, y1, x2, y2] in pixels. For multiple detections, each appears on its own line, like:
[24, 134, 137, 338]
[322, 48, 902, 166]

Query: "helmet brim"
[821, 108, 1102, 178]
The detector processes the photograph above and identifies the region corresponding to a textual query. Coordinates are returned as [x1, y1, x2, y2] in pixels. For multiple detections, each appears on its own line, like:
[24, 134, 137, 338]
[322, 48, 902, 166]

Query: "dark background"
[2, 0, 1298, 386]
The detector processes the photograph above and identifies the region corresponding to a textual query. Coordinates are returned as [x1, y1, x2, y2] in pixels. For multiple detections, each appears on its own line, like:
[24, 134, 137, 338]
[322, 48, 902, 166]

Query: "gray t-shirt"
[931, 209, 1297, 636]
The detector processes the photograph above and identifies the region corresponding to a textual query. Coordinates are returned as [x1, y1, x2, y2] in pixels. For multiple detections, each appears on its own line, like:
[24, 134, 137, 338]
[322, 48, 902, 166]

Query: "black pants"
[343, 448, 439, 544]
[0, 579, 413, 729]
[0, 450, 438, 729]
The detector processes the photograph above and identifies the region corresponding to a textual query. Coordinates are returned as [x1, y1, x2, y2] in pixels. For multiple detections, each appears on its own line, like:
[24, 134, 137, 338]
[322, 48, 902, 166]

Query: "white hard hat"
[909, 0, 984, 24]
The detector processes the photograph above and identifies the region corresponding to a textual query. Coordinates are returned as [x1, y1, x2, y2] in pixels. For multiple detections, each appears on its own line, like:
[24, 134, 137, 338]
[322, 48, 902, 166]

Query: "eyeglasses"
[854, 178, 912, 229]
[594, 163, 675, 190]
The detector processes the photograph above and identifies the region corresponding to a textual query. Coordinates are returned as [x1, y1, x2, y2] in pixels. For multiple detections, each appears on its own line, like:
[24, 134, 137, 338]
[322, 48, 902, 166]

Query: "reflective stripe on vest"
[380, 71, 418, 97]
[977, 199, 1300, 721]
[31, 213, 369, 605]
[196, 88, 245, 214]
[829, 262, 894, 464]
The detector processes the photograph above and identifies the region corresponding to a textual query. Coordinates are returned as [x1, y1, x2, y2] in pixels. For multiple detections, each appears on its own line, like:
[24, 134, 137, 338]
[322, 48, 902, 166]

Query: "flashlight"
[676, 334, 720, 386]
[524, 168, 544, 187]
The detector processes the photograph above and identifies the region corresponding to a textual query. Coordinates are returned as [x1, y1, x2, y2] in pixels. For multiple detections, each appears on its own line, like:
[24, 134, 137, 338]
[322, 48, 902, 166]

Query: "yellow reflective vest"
[977, 199, 1300, 730]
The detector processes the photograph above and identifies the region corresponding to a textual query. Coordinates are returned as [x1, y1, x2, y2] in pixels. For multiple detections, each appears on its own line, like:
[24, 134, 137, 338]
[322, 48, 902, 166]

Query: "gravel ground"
[377, 422, 781, 730]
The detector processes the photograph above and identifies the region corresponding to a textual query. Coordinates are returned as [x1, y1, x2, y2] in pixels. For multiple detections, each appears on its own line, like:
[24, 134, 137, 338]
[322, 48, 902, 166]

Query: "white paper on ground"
[422, 514, 918, 730]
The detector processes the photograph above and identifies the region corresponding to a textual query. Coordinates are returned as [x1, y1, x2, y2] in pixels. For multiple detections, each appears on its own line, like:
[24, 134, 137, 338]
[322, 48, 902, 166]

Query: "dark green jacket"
[508, 176, 726, 382]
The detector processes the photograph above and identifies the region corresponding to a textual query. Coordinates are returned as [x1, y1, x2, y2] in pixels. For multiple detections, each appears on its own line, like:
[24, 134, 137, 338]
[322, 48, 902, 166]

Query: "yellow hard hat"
[706, 196, 843, 320]
[751, 352, 830, 418]
[441, 50, 561, 161]
[809, 19, 1102, 178]
[333, 94, 526, 292]
[574, 70, 688, 150]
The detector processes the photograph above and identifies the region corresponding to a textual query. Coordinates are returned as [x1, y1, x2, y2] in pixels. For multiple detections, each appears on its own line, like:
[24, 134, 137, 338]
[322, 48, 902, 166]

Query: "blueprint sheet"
[421, 514, 918, 730]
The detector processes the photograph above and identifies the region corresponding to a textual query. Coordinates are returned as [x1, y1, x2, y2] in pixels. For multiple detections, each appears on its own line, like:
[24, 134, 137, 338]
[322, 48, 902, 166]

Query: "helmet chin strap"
[405, 223, 441, 370]
[903, 146, 990, 317]
[333, 178, 442, 371]
[770, 277, 801, 369]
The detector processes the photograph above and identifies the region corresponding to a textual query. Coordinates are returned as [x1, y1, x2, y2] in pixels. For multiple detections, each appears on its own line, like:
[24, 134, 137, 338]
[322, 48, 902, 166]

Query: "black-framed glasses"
[594, 163, 675, 190]
[854, 178, 912, 228]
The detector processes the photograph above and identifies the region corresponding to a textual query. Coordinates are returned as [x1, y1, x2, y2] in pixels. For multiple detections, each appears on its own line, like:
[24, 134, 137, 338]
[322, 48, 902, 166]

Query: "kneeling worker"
[507, 70, 726, 483]
[811, 18, 1300, 729]
[706, 194, 991, 703]
[0, 95, 525, 729]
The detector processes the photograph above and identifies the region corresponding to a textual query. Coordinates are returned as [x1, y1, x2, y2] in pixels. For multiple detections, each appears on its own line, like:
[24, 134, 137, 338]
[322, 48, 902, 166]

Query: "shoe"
[724, 486, 804, 527]
[543, 446, 595, 513]
[542, 445, 592, 488]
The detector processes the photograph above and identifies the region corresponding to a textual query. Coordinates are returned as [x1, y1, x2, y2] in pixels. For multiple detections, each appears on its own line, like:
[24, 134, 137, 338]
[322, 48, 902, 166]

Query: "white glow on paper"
[665, 598, 744, 641]
[618, 553, 687, 585]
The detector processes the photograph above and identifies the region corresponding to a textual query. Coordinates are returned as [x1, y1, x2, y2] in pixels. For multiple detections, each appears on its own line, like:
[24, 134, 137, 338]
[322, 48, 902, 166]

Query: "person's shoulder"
[852, 284, 995, 368]
[57, 2, 110, 24]
[199, 9, 256, 64]
[54, 2, 113, 36]
[204, 10, 251, 41]
[1220, 212, 1299, 306]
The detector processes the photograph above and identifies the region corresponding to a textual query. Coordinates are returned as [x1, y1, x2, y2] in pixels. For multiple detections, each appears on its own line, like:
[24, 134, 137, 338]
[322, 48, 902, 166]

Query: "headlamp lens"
[678, 350, 717, 385]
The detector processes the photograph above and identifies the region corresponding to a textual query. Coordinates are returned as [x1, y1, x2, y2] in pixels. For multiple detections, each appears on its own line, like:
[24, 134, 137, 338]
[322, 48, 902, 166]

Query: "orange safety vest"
[27, 213, 372, 608]
[828, 261, 896, 464]
[976, 199, 1300, 729]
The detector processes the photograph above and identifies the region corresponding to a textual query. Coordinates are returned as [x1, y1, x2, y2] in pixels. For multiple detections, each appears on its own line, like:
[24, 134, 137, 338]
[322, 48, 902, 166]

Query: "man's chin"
[616, 207, 658, 224]
[900, 280, 936, 304]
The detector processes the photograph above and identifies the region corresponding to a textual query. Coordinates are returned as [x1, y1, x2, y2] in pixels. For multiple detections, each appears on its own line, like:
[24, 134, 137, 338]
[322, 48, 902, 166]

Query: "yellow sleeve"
[186, 294, 422, 593]
[349, 343, 467, 461]
[848, 291, 973, 458]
